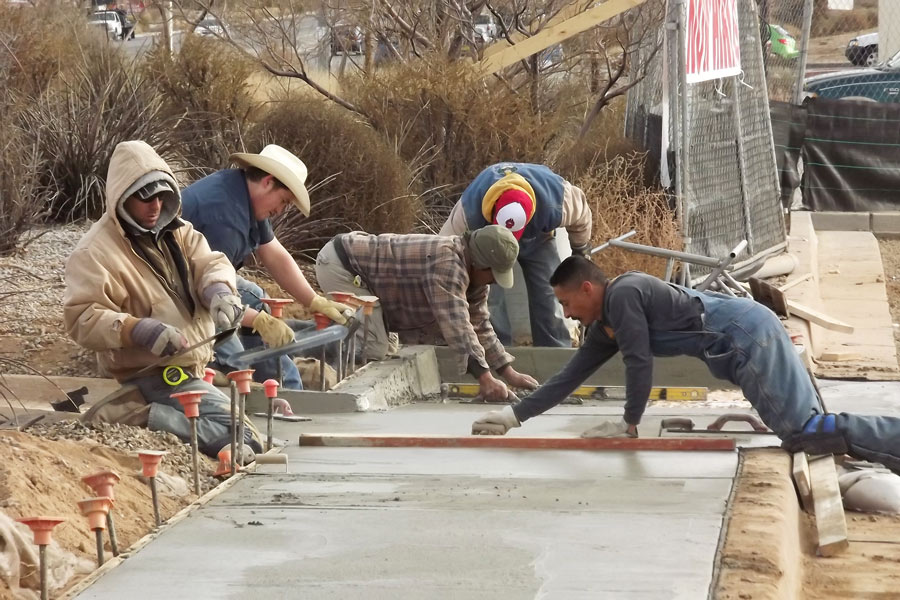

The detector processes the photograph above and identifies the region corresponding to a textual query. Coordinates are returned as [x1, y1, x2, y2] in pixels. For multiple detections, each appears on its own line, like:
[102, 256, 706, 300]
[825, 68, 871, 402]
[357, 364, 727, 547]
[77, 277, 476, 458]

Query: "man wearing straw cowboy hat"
[181, 144, 351, 389]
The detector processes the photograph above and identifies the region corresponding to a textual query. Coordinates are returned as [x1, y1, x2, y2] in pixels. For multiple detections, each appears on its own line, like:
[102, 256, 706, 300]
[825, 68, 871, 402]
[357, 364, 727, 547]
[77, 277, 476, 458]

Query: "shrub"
[143, 35, 258, 176]
[19, 44, 182, 220]
[246, 94, 418, 258]
[0, 107, 50, 255]
[575, 152, 681, 278]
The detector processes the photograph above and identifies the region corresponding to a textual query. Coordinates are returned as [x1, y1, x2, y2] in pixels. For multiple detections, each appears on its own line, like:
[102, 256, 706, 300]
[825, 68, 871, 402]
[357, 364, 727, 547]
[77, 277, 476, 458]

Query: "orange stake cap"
[170, 390, 205, 419]
[263, 379, 279, 398]
[81, 470, 121, 501]
[17, 517, 65, 546]
[77, 497, 113, 530]
[136, 449, 168, 477]
[225, 369, 255, 395]
[260, 298, 293, 318]
[313, 312, 332, 330]
[203, 368, 217, 384]
[329, 292, 361, 307]
[214, 448, 235, 477]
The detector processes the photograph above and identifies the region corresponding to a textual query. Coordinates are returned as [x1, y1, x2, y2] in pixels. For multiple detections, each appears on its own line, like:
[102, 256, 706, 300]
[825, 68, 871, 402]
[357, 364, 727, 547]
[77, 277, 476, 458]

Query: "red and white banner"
[685, 0, 741, 84]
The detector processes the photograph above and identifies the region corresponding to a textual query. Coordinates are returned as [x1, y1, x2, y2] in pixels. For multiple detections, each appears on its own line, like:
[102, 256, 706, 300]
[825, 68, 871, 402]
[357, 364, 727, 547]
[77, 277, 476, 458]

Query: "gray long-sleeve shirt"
[511, 272, 704, 425]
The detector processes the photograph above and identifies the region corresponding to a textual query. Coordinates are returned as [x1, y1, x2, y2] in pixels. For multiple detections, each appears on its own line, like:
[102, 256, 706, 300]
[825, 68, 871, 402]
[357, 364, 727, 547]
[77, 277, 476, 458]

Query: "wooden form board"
[478, 0, 649, 74]
[791, 451, 814, 513]
[808, 454, 849, 557]
[298, 433, 735, 451]
[445, 383, 708, 401]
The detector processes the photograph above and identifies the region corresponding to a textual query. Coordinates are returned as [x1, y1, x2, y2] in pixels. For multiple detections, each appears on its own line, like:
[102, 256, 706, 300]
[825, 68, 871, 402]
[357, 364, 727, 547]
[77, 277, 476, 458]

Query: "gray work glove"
[131, 318, 188, 357]
[570, 242, 592, 258]
[472, 405, 520, 435]
[580, 418, 637, 438]
[202, 283, 243, 330]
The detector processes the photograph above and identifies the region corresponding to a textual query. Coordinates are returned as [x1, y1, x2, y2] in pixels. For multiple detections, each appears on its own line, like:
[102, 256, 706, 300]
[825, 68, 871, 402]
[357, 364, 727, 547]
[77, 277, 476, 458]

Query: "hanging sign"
[685, 0, 742, 83]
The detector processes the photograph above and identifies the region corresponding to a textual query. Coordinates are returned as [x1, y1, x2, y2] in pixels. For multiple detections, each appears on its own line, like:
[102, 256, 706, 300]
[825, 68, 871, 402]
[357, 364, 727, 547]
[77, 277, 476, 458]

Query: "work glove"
[131, 318, 188, 357]
[570, 242, 592, 259]
[472, 405, 520, 435]
[580, 418, 637, 438]
[202, 283, 244, 330]
[252, 311, 295, 347]
[309, 294, 352, 325]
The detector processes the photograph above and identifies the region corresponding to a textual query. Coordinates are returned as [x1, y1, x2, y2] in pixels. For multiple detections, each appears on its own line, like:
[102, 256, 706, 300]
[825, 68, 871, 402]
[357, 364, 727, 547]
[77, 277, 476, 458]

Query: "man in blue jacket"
[440, 163, 592, 347]
[181, 145, 350, 389]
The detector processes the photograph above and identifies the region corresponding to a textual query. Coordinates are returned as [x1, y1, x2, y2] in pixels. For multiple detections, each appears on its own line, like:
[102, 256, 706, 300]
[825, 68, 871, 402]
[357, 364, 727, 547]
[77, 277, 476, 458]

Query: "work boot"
[782, 414, 849, 455]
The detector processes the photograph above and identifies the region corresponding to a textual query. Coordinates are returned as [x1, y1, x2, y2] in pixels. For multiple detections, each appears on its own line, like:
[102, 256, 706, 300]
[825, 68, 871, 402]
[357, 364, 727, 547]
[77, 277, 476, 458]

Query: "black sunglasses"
[133, 194, 165, 203]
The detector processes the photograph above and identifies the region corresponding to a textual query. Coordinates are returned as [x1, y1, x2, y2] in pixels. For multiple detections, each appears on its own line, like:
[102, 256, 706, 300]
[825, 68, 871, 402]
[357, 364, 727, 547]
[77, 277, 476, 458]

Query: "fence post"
[792, 0, 814, 104]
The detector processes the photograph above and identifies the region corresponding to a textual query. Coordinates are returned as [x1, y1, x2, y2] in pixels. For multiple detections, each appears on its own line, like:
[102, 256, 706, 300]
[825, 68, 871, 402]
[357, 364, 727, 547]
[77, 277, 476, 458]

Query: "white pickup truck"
[846, 32, 878, 66]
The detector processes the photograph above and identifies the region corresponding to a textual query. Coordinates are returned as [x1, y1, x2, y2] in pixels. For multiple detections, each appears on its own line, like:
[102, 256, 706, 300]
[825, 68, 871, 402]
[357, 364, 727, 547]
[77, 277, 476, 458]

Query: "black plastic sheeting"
[771, 99, 900, 212]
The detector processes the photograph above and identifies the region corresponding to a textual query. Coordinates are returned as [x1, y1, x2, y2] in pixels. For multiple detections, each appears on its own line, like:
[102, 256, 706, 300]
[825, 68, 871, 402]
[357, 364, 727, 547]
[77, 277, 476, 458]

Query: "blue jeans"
[130, 374, 261, 458]
[212, 276, 304, 390]
[488, 235, 570, 347]
[674, 287, 900, 472]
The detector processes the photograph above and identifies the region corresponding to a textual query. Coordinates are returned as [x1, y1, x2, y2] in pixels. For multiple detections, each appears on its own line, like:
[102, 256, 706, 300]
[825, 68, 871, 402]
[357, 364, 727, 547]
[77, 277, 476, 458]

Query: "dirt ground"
[0, 426, 217, 599]
[878, 238, 900, 353]
[715, 448, 900, 599]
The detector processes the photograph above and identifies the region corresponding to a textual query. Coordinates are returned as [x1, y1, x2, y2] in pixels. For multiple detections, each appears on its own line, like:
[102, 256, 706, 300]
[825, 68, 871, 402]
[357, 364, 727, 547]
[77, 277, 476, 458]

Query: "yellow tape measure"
[162, 365, 189, 386]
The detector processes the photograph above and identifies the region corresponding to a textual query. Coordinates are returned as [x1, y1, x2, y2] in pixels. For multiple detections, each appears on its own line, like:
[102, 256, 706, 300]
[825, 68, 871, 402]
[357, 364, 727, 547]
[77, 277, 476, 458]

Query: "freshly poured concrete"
[75, 403, 739, 600]
[74, 382, 900, 599]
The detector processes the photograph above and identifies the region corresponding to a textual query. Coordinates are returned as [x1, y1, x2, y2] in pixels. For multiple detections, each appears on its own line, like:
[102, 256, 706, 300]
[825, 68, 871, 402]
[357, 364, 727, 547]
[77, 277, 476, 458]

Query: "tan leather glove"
[309, 295, 352, 325]
[251, 311, 295, 347]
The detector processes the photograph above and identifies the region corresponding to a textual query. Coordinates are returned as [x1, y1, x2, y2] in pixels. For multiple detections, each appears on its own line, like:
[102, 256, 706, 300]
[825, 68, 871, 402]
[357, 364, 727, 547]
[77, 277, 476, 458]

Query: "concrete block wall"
[810, 211, 900, 235]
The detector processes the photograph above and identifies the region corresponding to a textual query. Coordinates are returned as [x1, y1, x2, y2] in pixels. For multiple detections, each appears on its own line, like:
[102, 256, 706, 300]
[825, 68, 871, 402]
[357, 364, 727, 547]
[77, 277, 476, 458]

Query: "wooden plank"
[787, 300, 854, 334]
[481, 0, 587, 60]
[778, 272, 813, 293]
[808, 454, 849, 557]
[477, 0, 649, 74]
[791, 451, 814, 513]
[298, 433, 735, 451]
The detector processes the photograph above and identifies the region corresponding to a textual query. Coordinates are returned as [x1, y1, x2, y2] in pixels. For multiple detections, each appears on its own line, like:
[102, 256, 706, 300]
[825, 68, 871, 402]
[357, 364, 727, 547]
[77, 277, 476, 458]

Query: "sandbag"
[838, 462, 900, 514]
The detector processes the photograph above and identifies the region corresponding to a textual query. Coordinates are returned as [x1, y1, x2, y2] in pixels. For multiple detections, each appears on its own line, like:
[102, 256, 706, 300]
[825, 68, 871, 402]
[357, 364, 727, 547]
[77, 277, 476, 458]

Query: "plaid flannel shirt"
[338, 232, 513, 375]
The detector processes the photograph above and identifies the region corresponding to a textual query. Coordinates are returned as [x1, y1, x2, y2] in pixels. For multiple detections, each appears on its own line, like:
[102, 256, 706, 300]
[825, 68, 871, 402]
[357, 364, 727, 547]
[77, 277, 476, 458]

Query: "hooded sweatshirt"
[63, 141, 237, 381]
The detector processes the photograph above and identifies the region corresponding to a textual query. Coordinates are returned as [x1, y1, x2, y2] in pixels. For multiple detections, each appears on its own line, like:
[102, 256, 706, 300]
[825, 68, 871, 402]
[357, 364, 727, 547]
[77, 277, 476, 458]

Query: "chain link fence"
[626, 0, 786, 273]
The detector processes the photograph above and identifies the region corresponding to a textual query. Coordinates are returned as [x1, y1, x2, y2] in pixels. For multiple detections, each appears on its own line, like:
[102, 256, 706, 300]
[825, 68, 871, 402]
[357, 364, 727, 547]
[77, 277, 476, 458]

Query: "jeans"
[488, 235, 570, 347]
[212, 276, 304, 390]
[675, 287, 900, 472]
[130, 374, 261, 458]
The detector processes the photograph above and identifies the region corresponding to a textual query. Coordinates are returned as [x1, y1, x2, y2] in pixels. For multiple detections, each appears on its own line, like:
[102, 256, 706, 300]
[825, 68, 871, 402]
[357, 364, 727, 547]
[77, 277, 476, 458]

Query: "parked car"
[805, 50, 900, 103]
[194, 16, 225, 37]
[474, 13, 498, 43]
[765, 24, 799, 60]
[88, 10, 123, 40]
[846, 32, 878, 67]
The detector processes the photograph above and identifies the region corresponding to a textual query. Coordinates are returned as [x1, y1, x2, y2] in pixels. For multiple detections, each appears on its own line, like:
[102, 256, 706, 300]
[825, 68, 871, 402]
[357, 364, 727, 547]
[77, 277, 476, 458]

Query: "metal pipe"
[590, 230, 636, 255]
[276, 357, 284, 388]
[361, 313, 370, 365]
[106, 512, 119, 557]
[792, 0, 814, 105]
[150, 476, 161, 527]
[664, 257, 675, 282]
[189, 418, 200, 496]
[675, 0, 690, 239]
[608, 239, 723, 267]
[229, 381, 237, 476]
[696, 240, 747, 291]
[39, 545, 47, 600]
[319, 346, 327, 391]
[94, 529, 105, 566]
[336, 340, 344, 382]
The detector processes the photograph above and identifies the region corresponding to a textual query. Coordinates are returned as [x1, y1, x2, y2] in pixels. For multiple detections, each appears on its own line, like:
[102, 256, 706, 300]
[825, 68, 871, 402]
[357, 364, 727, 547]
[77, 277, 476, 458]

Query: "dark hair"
[244, 166, 288, 190]
[550, 256, 608, 288]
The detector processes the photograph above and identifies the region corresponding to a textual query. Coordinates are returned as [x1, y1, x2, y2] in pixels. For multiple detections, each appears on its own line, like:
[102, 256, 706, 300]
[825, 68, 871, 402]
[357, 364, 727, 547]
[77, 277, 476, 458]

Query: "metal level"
[444, 383, 708, 402]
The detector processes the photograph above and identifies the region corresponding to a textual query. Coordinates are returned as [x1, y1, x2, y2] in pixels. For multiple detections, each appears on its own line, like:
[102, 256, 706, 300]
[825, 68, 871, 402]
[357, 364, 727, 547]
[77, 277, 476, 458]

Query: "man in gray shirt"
[472, 257, 900, 473]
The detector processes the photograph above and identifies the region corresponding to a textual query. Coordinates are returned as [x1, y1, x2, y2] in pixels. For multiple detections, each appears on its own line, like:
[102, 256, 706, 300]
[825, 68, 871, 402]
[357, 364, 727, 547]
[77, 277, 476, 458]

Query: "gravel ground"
[27, 419, 219, 493]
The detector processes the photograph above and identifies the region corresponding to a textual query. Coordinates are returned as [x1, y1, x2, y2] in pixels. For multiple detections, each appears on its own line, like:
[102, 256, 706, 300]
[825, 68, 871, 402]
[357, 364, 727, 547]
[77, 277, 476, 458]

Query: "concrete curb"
[809, 211, 900, 236]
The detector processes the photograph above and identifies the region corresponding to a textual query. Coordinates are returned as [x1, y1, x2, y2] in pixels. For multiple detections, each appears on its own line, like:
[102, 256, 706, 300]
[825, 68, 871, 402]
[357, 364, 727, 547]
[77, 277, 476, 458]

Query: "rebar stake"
[150, 477, 161, 527]
[39, 544, 48, 600]
[94, 528, 105, 566]
[190, 419, 200, 495]
[106, 511, 119, 556]
[230, 381, 238, 476]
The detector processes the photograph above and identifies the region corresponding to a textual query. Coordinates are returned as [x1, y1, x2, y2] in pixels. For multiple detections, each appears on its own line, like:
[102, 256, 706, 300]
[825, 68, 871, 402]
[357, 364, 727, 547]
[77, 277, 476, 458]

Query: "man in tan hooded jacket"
[64, 140, 261, 459]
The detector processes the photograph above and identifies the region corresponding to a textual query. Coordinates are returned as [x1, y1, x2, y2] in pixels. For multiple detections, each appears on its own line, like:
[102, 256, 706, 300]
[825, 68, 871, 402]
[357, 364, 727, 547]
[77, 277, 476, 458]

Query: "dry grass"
[576, 152, 681, 278]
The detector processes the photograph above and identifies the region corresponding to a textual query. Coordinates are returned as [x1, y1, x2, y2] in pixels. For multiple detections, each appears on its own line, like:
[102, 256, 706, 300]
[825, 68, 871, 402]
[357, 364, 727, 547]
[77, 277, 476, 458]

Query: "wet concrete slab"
[75, 403, 738, 600]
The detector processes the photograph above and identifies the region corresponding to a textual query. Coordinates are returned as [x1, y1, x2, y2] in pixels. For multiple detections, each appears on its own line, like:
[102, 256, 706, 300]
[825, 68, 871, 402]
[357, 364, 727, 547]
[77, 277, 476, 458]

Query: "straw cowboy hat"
[230, 144, 310, 216]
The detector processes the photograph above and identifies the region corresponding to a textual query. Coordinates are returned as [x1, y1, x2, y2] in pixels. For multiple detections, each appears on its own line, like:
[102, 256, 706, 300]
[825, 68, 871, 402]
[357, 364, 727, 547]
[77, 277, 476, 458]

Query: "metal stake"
[106, 512, 119, 556]
[149, 476, 161, 527]
[361, 313, 370, 364]
[39, 545, 47, 600]
[336, 340, 344, 382]
[94, 529, 105, 566]
[230, 381, 237, 476]
[266, 396, 274, 452]
[276, 356, 284, 388]
[237, 392, 246, 465]
[319, 346, 327, 391]
[189, 418, 200, 495]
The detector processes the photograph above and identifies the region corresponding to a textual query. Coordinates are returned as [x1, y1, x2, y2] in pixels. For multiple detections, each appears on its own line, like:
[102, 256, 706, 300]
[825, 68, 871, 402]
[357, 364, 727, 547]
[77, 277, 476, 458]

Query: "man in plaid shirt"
[316, 226, 539, 400]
